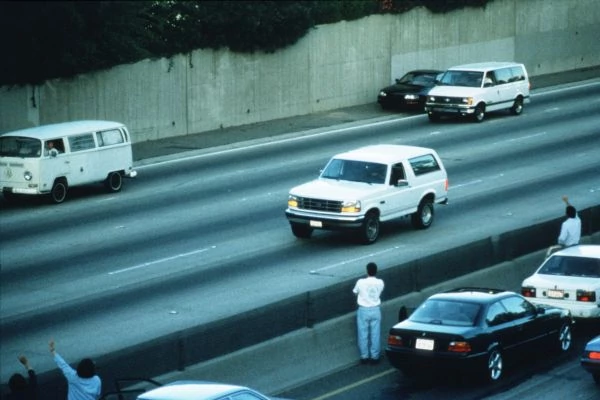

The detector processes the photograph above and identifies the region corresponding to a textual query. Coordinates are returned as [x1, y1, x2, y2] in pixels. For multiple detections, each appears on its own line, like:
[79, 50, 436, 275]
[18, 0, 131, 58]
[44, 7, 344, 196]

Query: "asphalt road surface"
[1, 75, 599, 399]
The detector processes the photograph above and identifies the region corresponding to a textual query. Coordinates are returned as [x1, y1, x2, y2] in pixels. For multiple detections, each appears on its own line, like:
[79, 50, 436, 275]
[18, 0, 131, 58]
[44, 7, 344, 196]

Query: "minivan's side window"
[409, 154, 441, 176]
[509, 66, 525, 82]
[69, 133, 96, 152]
[96, 129, 124, 147]
[495, 68, 513, 85]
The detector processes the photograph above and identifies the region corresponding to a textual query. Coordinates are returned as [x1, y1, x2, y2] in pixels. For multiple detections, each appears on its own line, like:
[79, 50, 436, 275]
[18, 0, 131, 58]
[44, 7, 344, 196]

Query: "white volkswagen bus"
[0, 120, 137, 204]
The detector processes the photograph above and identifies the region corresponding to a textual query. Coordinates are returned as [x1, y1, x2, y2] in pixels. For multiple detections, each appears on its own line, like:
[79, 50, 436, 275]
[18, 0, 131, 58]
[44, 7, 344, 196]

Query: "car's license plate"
[309, 220, 322, 228]
[415, 338, 434, 351]
[547, 289, 564, 299]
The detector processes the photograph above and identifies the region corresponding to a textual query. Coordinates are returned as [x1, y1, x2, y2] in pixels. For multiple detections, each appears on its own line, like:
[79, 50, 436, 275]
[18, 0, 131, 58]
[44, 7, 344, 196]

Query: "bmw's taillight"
[448, 341, 471, 353]
[521, 287, 536, 298]
[576, 290, 596, 302]
[387, 335, 403, 347]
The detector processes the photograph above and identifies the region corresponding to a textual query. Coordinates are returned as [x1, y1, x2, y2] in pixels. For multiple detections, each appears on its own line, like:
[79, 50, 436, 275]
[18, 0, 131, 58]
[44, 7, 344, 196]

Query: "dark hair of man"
[566, 205, 576, 219]
[367, 262, 378, 276]
[77, 358, 96, 378]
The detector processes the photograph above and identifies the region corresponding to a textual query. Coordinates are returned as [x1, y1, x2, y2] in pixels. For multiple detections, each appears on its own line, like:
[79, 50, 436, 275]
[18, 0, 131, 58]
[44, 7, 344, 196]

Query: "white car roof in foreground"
[551, 244, 600, 259]
[137, 381, 267, 400]
[333, 144, 437, 164]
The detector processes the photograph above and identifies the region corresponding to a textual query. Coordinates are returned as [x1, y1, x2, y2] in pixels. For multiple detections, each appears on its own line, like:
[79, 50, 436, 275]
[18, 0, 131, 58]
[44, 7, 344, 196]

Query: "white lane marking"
[108, 246, 216, 275]
[451, 179, 483, 189]
[544, 107, 560, 112]
[309, 246, 401, 275]
[138, 115, 422, 169]
[493, 131, 547, 145]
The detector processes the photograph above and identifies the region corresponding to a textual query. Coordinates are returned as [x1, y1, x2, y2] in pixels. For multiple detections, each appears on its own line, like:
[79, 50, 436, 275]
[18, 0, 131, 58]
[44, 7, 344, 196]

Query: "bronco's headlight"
[288, 195, 299, 208]
[341, 200, 361, 213]
[24, 170, 33, 181]
[462, 97, 474, 105]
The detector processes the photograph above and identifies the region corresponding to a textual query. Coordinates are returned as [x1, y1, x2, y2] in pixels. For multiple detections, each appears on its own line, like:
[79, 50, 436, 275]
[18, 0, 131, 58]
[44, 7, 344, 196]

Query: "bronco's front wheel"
[360, 212, 380, 244]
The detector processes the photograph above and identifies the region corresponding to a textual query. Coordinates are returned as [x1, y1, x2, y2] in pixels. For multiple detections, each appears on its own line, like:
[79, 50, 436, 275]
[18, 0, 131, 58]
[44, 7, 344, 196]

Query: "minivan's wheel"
[428, 112, 440, 122]
[50, 179, 68, 204]
[105, 171, 123, 192]
[485, 348, 503, 382]
[291, 223, 312, 239]
[510, 97, 524, 115]
[557, 323, 572, 352]
[411, 199, 434, 229]
[473, 104, 485, 122]
[360, 212, 380, 244]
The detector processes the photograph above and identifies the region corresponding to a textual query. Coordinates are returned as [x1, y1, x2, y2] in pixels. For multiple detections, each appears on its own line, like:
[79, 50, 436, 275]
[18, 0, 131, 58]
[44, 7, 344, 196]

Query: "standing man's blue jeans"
[357, 306, 382, 360]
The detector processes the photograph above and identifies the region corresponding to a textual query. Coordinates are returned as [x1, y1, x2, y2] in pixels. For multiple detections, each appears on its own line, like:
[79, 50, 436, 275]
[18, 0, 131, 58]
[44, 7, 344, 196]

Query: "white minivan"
[0, 120, 137, 203]
[425, 62, 530, 122]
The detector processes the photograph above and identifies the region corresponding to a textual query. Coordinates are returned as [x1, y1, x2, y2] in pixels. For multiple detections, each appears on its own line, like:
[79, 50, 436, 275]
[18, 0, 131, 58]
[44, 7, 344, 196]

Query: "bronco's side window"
[409, 154, 440, 176]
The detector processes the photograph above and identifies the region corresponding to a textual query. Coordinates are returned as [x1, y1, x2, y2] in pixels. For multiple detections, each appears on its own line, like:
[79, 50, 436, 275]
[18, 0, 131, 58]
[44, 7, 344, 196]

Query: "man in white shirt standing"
[546, 196, 582, 258]
[353, 262, 384, 365]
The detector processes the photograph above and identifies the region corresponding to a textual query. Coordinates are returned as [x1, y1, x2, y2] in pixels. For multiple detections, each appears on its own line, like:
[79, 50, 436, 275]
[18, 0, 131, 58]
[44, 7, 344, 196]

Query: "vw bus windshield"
[0, 136, 42, 158]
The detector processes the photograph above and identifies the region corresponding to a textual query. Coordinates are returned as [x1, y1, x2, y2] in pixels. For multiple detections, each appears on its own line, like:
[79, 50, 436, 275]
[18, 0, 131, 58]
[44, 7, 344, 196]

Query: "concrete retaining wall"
[27, 205, 600, 398]
[1, 0, 599, 141]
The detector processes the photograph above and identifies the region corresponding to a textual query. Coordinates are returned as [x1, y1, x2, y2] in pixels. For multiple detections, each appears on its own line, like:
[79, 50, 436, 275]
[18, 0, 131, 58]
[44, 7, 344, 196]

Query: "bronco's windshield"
[0, 136, 42, 158]
[321, 159, 387, 184]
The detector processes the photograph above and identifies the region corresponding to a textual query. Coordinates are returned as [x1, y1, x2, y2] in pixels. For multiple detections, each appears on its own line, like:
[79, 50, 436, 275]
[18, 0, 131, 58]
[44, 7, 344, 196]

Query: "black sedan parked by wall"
[385, 288, 573, 382]
[581, 335, 600, 384]
[377, 69, 443, 110]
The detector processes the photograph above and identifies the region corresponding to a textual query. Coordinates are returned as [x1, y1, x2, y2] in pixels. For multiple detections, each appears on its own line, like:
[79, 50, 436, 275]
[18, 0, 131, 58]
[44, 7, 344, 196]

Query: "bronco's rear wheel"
[411, 199, 434, 229]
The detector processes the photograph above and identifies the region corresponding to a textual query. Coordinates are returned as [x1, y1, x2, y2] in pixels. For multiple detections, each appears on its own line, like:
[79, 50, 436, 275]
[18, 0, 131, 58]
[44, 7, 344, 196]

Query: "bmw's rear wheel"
[360, 212, 380, 244]
[291, 223, 312, 239]
[486, 348, 503, 382]
[557, 323, 572, 352]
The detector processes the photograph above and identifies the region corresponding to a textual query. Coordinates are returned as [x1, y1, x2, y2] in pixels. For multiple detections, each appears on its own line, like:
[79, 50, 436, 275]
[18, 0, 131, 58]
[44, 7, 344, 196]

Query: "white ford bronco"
[285, 144, 449, 244]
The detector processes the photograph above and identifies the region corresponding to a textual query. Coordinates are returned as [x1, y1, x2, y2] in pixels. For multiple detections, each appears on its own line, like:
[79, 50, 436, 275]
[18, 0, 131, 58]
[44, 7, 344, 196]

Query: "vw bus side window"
[0, 136, 42, 158]
[69, 134, 96, 152]
[96, 129, 124, 147]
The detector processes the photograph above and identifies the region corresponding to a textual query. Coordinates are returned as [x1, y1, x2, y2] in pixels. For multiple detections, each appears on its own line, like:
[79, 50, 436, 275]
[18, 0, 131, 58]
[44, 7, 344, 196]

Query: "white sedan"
[137, 381, 288, 400]
[521, 245, 600, 319]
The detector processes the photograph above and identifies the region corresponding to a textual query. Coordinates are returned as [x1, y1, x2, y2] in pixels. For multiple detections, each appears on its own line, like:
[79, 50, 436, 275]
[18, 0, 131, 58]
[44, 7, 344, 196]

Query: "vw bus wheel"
[50, 180, 68, 204]
[105, 172, 123, 192]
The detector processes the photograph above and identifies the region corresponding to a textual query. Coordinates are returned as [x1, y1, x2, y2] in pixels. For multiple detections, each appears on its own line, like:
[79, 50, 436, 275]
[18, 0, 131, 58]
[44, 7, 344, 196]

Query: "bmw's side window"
[501, 296, 535, 319]
[485, 301, 508, 326]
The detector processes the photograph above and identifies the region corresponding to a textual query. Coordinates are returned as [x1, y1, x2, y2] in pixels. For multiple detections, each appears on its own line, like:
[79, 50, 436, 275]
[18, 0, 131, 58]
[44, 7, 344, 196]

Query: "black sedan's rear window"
[409, 299, 481, 327]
